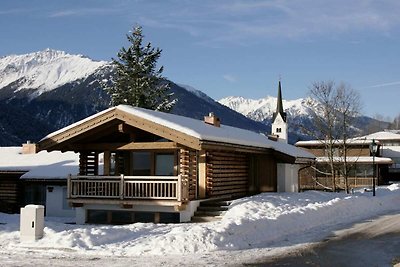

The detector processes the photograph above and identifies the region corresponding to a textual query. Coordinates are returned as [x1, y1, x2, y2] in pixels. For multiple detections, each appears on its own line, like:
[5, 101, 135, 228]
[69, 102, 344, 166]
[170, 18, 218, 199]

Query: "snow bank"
[0, 184, 399, 257]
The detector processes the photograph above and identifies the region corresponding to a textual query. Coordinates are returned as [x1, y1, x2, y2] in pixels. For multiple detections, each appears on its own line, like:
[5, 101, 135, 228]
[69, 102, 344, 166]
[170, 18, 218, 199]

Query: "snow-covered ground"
[1, 184, 399, 266]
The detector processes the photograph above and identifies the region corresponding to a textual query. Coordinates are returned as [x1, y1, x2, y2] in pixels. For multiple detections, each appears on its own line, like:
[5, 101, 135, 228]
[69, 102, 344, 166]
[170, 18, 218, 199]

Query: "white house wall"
[277, 163, 300, 192]
[382, 146, 400, 165]
[46, 185, 75, 217]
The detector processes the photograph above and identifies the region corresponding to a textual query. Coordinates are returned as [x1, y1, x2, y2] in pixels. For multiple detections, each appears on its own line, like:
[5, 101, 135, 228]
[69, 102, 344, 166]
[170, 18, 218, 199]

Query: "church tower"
[271, 81, 288, 143]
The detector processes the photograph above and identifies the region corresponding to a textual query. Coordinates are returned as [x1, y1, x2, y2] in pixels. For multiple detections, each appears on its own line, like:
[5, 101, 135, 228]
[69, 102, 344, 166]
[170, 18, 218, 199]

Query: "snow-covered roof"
[316, 156, 393, 164]
[356, 131, 400, 141]
[0, 147, 79, 179]
[295, 139, 373, 147]
[43, 105, 315, 160]
[296, 131, 400, 147]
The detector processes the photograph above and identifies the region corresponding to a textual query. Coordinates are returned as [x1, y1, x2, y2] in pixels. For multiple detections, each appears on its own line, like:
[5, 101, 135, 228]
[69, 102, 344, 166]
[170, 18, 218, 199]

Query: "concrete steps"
[191, 199, 232, 223]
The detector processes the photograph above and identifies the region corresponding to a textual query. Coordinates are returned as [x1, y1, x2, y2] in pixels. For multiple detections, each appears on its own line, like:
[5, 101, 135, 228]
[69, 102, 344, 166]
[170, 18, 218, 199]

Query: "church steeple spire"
[271, 80, 288, 143]
[272, 80, 287, 123]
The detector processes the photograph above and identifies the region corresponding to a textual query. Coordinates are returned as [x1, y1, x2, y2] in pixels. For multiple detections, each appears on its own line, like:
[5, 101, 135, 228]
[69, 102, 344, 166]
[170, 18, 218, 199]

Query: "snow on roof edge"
[116, 105, 315, 159]
[40, 104, 314, 160]
[316, 156, 393, 164]
[40, 106, 116, 142]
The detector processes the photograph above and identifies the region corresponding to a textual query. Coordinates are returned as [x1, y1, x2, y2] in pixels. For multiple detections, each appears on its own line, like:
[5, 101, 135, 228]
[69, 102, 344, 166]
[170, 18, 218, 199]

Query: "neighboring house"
[0, 143, 78, 217]
[38, 105, 314, 224]
[295, 136, 394, 191]
[359, 131, 400, 181]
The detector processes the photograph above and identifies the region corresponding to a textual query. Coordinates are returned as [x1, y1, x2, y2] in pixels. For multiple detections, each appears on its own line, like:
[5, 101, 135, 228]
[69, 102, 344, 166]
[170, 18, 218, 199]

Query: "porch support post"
[198, 150, 207, 198]
[120, 174, 125, 200]
[104, 151, 111, 175]
[67, 174, 72, 199]
[177, 175, 182, 201]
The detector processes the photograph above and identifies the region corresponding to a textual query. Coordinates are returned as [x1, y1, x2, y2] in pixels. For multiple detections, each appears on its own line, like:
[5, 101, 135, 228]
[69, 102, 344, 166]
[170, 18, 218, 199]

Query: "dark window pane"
[155, 153, 174, 176]
[134, 212, 154, 223]
[132, 152, 151, 176]
[87, 210, 108, 224]
[159, 212, 180, 223]
[111, 211, 133, 224]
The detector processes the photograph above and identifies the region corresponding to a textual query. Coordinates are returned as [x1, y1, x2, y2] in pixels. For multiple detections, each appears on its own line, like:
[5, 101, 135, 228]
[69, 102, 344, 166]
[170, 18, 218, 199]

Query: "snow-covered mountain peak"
[219, 95, 309, 122]
[0, 49, 108, 96]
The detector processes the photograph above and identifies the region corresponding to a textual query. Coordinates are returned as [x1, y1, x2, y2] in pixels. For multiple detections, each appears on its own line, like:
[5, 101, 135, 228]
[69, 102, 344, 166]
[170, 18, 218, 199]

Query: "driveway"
[248, 213, 400, 267]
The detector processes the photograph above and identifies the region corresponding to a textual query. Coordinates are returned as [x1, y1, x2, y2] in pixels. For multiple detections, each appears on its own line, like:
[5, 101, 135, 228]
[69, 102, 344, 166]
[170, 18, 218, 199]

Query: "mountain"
[219, 95, 309, 123]
[0, 49, 107, 97]
[0, 49, 268, 146]
[0, 49, 386, 146]
[218, 95, 387, 143]
[219, 95, 315, 143]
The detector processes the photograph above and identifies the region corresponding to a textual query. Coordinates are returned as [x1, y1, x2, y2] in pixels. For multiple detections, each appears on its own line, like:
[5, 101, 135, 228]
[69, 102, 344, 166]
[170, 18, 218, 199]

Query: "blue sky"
[1, 0, 399, 120]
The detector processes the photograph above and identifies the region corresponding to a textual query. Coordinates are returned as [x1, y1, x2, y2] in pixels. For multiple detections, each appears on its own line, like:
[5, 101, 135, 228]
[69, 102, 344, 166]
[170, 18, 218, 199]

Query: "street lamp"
[370, 139, 378, 196]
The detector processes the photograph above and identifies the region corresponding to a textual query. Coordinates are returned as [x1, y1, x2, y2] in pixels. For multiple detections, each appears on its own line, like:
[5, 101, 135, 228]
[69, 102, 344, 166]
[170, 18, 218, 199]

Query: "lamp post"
[370, 139, 378, 196]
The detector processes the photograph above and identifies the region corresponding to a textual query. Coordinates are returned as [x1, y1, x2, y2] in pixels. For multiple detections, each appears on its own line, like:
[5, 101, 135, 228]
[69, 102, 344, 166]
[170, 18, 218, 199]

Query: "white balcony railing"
[67, 175, 186, 201]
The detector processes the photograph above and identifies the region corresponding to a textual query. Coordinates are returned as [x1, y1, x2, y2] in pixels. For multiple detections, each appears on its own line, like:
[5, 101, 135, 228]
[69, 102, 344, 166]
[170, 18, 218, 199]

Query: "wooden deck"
[68, 175, 188, 203]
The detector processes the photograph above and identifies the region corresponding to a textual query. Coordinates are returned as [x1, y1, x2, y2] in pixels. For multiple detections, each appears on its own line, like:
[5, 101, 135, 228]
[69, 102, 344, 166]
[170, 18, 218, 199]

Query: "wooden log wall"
[179, 149, 197, 200]
[206, 151, 249, 197]
[0, 173, 23, 213]
[79, 151, 99, 175]
[116, 151, 127, 175]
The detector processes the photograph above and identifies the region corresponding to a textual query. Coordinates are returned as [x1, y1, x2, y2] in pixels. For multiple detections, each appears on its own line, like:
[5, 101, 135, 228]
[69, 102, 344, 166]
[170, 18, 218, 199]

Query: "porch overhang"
[38, 107, 202, 152]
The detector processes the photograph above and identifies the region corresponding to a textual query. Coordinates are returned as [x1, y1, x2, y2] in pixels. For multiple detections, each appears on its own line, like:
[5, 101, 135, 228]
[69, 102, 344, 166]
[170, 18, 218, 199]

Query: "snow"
[42, 105, 315, 160]
[316, 156, 393, 164]
[40, 107, 115, 141]
[297, 131, 400, 147]
[0, 184, 399, 265]
[296, 138, 375, 146]
[0, 49, 107, 96]
[357, 131, 400, 141]
[118, 106, 314, 159]
[0, 147, 79, 179]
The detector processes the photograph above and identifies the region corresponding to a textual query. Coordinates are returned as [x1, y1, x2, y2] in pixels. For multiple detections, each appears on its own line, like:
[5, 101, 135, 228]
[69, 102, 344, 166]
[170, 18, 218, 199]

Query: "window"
[132, 152, 151, 175]
[24, 184, 46, 206]
[276, 128, 282, 133]
[109, 152, 117, 175]
[131, 151, 176, 176]
[355, 164, 373, 177]
[155, 153, 175, 176]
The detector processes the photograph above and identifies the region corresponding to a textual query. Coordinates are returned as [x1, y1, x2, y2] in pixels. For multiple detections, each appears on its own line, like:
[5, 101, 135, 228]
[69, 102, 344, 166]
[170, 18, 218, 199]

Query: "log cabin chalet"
[38, 105, 314, 224]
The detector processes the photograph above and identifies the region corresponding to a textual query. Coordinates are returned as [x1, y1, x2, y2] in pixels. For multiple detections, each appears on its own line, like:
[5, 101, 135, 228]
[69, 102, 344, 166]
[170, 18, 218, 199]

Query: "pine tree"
[105, 26, 175, 111]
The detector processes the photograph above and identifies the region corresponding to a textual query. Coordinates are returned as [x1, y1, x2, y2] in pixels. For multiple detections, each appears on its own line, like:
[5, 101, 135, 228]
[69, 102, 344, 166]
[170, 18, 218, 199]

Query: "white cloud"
[367, 81, 400, 88]
[134, 0, 400, 46]
[223, 74, 237, 83]
[49, 8, 119, 18]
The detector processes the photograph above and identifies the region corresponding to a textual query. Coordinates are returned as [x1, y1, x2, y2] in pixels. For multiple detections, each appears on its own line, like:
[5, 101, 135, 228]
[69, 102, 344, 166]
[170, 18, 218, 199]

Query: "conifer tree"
[105, 26, 174, 111]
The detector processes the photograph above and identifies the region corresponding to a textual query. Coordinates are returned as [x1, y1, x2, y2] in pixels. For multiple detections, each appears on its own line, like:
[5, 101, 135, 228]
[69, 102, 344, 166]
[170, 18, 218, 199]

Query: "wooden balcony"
[67, 175, 188, 204]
